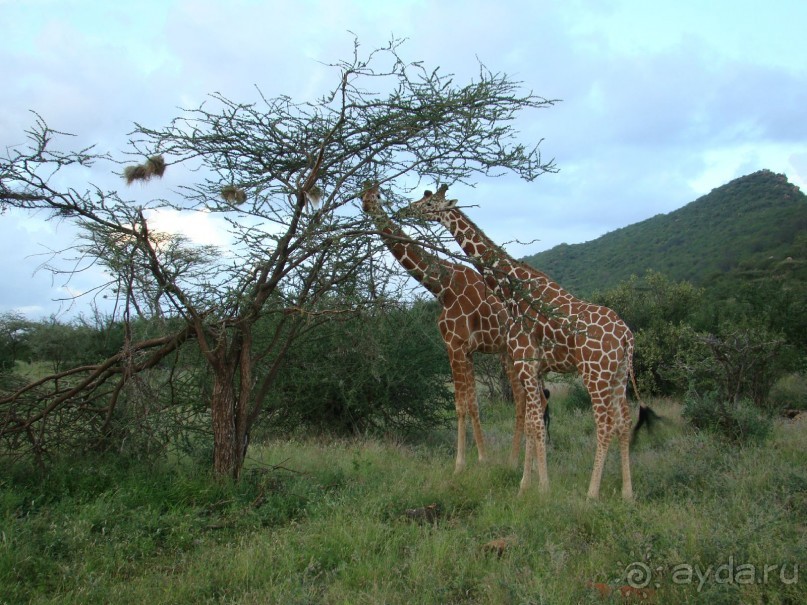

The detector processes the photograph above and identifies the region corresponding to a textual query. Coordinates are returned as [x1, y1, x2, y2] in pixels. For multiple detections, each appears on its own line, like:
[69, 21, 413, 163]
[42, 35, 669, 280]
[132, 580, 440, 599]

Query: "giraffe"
[360, 184, 531, 472]
[411, 186, 636, 500]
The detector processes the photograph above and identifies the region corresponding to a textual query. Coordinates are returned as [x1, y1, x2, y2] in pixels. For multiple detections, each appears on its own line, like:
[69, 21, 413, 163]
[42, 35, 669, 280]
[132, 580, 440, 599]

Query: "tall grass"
[1, 394, 804, 604]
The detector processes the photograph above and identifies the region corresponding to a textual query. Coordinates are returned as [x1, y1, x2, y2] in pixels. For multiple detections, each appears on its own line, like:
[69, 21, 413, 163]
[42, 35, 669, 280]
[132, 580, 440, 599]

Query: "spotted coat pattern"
[412, 187, 635, 500]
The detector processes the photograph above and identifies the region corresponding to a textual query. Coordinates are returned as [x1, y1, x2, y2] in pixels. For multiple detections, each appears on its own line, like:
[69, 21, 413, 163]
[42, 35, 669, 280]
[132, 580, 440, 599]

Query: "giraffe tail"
[628, 353, 662, 445]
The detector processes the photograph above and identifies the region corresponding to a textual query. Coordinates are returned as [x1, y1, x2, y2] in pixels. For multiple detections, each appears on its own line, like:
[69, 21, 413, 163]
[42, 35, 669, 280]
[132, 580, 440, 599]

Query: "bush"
[670, 323, 789, 406]
[473, 352, 513, 404]
[682, 393, 772, 444]
[562, 379, 592, 413]
[766, 373, 807, 412]
[260, 301, 452, 437]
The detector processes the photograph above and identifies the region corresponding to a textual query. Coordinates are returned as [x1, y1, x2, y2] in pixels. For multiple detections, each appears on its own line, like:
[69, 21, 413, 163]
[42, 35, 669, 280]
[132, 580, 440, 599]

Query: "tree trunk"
[210, 371, 235, 477]
[210, 368, 247, 479]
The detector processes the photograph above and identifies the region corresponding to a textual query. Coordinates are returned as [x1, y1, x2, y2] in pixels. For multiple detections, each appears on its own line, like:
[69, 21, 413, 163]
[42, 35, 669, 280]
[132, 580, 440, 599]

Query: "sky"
[2, 0, 806, 319]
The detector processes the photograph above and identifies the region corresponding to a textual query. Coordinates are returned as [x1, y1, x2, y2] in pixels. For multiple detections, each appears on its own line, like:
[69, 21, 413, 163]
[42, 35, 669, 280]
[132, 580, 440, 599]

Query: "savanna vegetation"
[0, 395, 804, 604]
[1, 39, 806, 604]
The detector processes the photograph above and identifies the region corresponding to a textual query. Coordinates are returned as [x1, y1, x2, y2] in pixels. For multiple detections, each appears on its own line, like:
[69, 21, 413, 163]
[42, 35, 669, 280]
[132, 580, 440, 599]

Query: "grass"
[1, 396, 805, 604]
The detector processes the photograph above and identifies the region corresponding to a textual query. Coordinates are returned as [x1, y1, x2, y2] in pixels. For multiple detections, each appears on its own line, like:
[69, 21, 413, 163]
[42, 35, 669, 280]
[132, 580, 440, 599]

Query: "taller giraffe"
[412, 186, 635, 500]
[361, 185, 529, 472]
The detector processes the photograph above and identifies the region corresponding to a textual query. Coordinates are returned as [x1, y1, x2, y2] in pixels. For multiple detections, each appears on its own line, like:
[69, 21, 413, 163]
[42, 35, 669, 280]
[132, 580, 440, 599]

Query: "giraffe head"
[360, 183, 381, 213]
[410, 184, 458, 221]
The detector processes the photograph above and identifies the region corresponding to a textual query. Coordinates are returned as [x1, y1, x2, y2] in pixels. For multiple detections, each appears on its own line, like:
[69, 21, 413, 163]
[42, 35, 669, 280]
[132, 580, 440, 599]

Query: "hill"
[522, 170, 807, 296]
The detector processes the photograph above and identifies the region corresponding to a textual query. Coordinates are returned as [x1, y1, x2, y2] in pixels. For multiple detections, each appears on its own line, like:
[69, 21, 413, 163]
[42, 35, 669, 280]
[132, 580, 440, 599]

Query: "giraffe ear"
[447, 198, 458, 208]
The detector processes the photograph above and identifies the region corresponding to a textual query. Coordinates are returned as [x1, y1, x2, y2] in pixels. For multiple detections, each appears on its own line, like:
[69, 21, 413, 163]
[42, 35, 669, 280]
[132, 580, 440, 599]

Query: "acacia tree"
[0, 39, 555, 478]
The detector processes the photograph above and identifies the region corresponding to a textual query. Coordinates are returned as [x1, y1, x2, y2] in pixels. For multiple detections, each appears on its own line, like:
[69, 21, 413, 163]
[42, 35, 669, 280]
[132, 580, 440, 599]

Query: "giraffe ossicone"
[411, 185, 636, 500]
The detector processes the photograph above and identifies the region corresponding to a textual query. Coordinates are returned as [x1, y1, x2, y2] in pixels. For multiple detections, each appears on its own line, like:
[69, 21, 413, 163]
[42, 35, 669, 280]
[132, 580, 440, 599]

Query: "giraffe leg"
[535, 390, 549, 491]
[521, 396, 549, 494]
[587, 431, 611, 499]
[619, 424, 633, 501]
[504, 354, 526, 467]
[448, 351, 469, 473]
[514, 356, 548, 494]
[588, 402, 633, 500]
[464, 357, 487, 463]
[616, 378, 633, 500]
[454, 400, 467, 474]
[604, 359, 634, 500]
[449, 350, 485, 472]
[519, 419, 534, 494]
[586, 391, 615, 500]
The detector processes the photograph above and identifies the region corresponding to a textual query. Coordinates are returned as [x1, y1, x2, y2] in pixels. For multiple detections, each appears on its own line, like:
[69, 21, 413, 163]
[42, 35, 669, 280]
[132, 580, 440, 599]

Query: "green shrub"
[562, 380, 592, 413]
[682, 393, 772, 444]
[766, 373, 807, 412]
[669, 323, 790, 407]
[260, 301, 452, 437]
[473, 351, 513, 404]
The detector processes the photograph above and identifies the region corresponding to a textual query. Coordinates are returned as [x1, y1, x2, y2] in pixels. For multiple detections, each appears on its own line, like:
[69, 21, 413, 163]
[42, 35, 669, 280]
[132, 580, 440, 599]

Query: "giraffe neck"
[368, 207, 447, 296]
[439, 207, 571, 306]
[439, 207, 515, 273]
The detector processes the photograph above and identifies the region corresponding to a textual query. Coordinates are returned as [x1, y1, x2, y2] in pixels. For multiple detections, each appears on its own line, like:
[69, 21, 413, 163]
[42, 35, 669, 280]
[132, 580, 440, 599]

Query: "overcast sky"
[2, 0, 806, 319]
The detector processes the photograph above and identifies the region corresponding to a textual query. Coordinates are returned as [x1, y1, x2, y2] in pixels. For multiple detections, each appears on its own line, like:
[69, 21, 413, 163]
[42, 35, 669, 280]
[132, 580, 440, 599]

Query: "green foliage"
[0, 313, 128, 374]
[682, 393, 773, 444]
[1, 403, 804, 604]
[524, 170, 807, 297]
[0, 312, 33, 373]
[671, 323, 788, 406]
[473, 351, 514, 404]
[562, 379, 593, 412]
[0, 454, 323, 603]
[261, 301, 452, 437]
[701, 237, 807, 362]
[0, 314, 208, 466]
[592, 270, 799, 402]
[100, 366, 212, 461]
[767, 373, 807, 413]
[594, 271, 703, 329]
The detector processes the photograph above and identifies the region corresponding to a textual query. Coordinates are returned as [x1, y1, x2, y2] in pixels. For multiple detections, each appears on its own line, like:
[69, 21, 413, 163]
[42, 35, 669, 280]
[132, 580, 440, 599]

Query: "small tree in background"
[0, 313, 32, 373]
[262, 300, 452, 437]
[0, 38, 556, 478]
[675, 322, 785, 443]
[674, 323, 786, 407]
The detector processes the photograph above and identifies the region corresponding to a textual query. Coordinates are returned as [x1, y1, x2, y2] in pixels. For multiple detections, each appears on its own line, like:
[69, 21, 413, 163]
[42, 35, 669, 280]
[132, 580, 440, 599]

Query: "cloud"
[146, 208, 232, 248]
[2, 0, 806, 318]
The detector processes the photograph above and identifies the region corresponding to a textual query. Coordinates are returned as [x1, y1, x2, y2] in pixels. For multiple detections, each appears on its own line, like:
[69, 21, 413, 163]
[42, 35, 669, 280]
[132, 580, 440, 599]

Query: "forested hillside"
[522, 170, 807, 296]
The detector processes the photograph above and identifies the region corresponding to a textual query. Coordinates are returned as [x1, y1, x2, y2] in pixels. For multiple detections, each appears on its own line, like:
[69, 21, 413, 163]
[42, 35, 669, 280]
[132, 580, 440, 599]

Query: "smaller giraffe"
[412, 186, 637, 499]
[361, 184, 531, 471]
